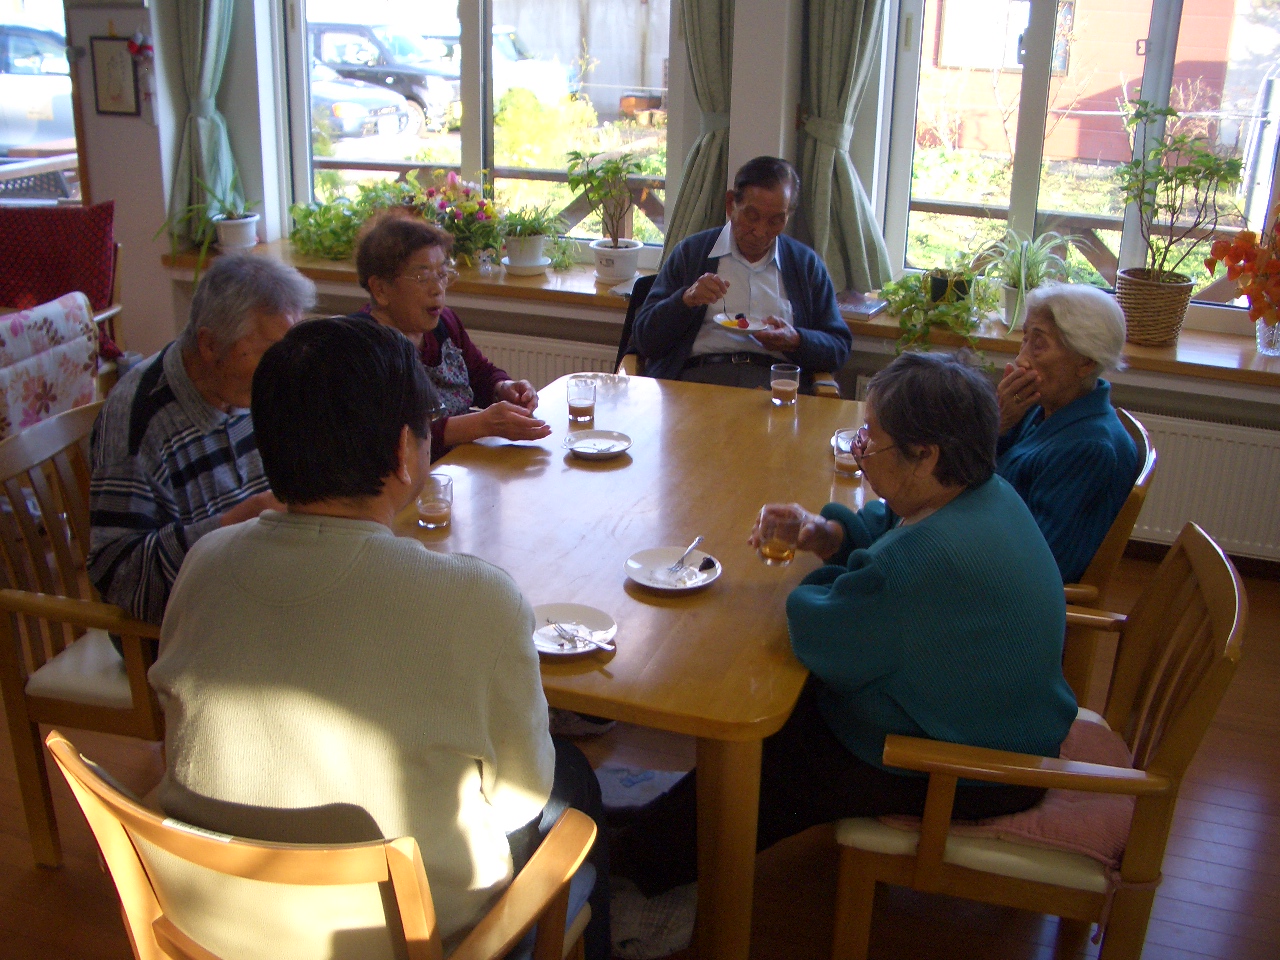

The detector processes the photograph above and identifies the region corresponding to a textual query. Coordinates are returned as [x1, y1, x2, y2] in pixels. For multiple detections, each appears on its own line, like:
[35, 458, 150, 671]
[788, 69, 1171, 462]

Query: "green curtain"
[798, 0, 892, 293]
[661, 0, 734, 261]
[167, 0, 241, 242]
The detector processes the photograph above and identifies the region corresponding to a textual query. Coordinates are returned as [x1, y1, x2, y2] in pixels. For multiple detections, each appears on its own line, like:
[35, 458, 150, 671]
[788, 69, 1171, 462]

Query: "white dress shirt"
[689, 222, 791, 358]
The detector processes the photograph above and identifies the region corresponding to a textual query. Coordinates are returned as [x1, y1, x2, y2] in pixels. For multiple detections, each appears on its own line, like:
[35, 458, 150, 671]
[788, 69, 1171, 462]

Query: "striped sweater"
[88, 344, 270, 624]
[786, 475, 1077, 771]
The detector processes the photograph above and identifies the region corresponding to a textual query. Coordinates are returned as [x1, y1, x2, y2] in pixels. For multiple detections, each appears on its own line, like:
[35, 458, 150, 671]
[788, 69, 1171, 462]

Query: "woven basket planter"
[1115, 268, 1194, 346]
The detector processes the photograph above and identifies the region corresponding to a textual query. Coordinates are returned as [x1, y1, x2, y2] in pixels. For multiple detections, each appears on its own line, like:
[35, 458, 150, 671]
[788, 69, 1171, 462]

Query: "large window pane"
[490, 0, 668, 243]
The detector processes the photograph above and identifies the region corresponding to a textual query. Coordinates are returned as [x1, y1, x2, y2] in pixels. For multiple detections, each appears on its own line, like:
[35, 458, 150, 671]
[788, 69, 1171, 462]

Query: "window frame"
[881, 0, 1279, 337]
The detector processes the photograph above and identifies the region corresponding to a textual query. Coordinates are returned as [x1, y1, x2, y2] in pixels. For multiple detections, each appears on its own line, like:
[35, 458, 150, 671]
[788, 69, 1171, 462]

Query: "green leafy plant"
[1116, 100, 1243, 280]
[290, 177, 421, 261]
[566, 150, 644, 248]
[545, 234, 578, 270]
[881, 262, 995, 353]
[501, 203, 565, 238]
[974, 229, 1079, 330]
[155, 174, 256, 278]
[421, 169, 504, 265]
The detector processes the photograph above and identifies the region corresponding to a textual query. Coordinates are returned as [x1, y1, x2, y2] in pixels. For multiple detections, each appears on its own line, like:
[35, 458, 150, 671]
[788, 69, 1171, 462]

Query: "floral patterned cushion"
[0, 292, 99, 441]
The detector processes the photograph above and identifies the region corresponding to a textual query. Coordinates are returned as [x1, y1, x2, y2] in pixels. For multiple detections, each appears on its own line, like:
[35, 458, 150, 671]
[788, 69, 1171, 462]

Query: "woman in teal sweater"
[613, 352, 1077, 896]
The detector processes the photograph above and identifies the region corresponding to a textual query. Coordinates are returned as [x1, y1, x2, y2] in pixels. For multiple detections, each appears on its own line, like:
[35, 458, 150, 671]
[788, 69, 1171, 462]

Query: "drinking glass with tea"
[770, 364, 800, 406]
[756, 505, 801, 566]
[417, 475, 453, 529]
[567, 376, 596, 422]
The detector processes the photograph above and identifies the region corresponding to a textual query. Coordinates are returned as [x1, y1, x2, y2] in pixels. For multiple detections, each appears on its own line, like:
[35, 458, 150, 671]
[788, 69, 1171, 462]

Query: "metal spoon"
[667, 535, 704, 572]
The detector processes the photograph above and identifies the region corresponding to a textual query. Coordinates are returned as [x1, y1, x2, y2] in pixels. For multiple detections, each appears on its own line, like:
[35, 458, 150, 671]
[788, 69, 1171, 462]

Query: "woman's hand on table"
[495, 378, 539, 413]
[478, 401, 552, 441]
[748, 503, 845, 562]
[997, 362, 1041, 434]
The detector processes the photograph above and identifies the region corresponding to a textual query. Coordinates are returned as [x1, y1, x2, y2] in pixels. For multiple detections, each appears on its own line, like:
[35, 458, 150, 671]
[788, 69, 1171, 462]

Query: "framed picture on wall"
[89, 36, 140, 116]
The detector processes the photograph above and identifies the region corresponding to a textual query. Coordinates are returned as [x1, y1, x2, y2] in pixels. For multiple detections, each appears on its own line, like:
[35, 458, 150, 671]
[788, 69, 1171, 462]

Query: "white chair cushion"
[24, 628, 132, 709]
[835, 817, 1109, 893]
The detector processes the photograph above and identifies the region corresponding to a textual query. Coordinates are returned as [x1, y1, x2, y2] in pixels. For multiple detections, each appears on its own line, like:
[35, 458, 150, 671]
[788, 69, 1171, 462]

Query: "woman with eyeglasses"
[355, 212, 551, 460]
[610, 351, 1077, 898]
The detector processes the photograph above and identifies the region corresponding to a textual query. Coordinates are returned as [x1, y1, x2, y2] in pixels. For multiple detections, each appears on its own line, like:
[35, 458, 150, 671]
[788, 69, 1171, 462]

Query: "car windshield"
[310, 61, 340, 82]
[370, 27, 437, 64]
[493, 30, 532, 62]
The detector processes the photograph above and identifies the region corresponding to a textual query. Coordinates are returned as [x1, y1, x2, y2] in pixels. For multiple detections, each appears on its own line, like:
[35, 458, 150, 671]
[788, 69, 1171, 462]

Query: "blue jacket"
[786, 476, 1076, 772]
[632, 227, 852, 379]
[996, 380, 1138, 584]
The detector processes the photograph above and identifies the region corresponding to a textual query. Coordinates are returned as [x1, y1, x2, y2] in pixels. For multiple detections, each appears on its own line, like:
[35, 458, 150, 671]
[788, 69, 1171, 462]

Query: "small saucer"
[532, 603, 618, 657]
[564, 430, 632, 460]
[625, 548, 722, 591]
[503, 256, 551, 276]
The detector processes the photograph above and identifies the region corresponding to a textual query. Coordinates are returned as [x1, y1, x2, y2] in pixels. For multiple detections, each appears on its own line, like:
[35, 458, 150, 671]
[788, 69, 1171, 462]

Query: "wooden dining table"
[398, 373, 866, 960]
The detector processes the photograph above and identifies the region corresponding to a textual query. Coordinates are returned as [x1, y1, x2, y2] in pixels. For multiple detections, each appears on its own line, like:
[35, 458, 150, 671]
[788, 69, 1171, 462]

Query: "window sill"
[162, 240, 639, 313]
[844, 314, 1280, 391]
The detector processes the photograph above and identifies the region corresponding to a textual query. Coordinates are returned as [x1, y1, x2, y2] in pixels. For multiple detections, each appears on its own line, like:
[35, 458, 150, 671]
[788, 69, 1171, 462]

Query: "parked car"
[309, 61, 410, 139]
[422, 26, 576, 109]
[0, 23, 74, 156]
[308, 22, 459, 135]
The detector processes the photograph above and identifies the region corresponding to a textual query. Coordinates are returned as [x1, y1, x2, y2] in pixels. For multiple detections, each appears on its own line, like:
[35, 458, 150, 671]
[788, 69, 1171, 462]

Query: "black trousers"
[507, 737, 611, 960]
[612, 681, 1045, 896]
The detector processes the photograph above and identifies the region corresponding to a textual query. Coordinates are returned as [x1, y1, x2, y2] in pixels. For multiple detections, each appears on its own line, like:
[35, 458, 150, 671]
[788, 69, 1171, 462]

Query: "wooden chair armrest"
[882, 734, 1169, 796]
[617, 354, 639, 376]
[93, 305, 123, 324]
[449, 808, 597, 960]
[0, 588, 160, 638]
[813, 372, 840, 399]
[1064, 605, 1126, 631]
[1063, 584, 1100, 604]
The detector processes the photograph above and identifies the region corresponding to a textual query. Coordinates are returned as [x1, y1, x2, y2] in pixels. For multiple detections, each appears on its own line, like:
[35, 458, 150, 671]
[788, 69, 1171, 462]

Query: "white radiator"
[1132, 411, 1280, 561]
[466, 331, 617, 389]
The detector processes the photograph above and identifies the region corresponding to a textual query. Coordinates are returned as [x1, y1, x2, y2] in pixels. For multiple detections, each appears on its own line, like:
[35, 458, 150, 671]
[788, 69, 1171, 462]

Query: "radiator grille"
[466, 331, 617, 388]
[1131, 411, 1280, 560]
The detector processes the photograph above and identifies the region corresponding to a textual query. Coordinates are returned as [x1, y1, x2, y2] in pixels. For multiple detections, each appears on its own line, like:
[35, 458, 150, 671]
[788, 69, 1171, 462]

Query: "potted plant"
[1113, 100, 1242, 345]
[422, 170, 503, 267]
[1204, 202, 1280, 356]
[500, 203, 566, 274]
[881, 260, 995, 353]
[975, 229, 1079, 331]
[566, 149, 645, 282]
[199, 173, 260, 252]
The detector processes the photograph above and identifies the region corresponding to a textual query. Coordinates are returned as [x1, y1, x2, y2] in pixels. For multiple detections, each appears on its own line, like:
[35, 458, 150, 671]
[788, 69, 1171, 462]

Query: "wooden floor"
[1, 556, 1276, 960]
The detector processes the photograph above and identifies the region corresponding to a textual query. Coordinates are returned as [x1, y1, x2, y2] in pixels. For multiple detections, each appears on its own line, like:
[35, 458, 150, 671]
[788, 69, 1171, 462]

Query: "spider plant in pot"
[500, 203, 566, 272]
[1114, 100, 1242, 345]
[975, 229, 1079, 331]
[200, 173, 260, 252]
[566, 149, 645, 282]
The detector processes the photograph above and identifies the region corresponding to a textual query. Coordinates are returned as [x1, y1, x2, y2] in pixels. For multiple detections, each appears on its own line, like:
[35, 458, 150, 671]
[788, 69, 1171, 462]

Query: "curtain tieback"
[804, 115, 854, 152]
[699, 111, 730, 136]
[191, 98, 218, 119]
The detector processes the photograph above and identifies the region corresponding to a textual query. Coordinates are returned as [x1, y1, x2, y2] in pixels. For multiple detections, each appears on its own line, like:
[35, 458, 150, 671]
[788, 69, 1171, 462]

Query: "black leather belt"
[683, 352, 775, 370]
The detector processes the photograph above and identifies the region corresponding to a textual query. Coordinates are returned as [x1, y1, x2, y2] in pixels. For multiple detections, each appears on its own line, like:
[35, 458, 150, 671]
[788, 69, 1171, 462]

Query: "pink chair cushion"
[0, 292, 98, 440]
[881, 718, 1135, 869]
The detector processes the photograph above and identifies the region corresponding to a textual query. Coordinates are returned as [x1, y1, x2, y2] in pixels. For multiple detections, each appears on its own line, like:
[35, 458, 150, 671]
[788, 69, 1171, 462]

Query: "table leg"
[694, 736, 763, 960]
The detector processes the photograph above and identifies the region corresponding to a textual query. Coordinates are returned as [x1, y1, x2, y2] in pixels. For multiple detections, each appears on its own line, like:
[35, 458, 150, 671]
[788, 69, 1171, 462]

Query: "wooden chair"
[0, 401, 161, 866]
[46, 730, 597, 960]
[1061, 409, 1157, 700]
[615, 273, 841, 397]
[829, 521, 1246, 960]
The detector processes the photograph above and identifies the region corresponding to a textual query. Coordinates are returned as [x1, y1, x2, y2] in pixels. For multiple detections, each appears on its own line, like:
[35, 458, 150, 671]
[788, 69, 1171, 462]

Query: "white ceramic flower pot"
[505, 235, 548, 267]
[214, 213, 260, 251]
[589, 237, 643, 283]
[1002, 284, 1027, 330]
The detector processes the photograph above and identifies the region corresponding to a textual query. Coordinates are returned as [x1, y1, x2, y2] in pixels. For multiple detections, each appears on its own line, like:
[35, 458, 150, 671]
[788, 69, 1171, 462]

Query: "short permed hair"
[251, 317, 438, 505]
[732, 156, 801, 210]
[866, 351, 998, 490]
[355, 211, 454, 292]
[1024, 283, 1127, 373]
[179, 254, 316, 354]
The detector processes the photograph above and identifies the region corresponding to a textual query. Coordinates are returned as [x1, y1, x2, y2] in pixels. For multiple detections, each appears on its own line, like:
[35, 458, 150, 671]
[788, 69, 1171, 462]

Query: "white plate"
[564, 430, 632, 460]
[503, 256, 551, 277]
[711, 312, 768, 334]
[625, 547, 722, 591]
[532, 603, 618, 657]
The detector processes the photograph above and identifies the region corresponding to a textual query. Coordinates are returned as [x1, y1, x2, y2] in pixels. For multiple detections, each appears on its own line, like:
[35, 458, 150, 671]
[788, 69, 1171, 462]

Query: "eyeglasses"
[850, 424, 897, 466]
[401, 264, 459, 289]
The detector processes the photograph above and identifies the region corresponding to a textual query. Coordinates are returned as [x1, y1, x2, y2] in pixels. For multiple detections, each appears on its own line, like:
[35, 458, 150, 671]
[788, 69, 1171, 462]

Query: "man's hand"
[220, 490, 284, 528]
[753, 316, 801, 352]
[997, 362, 1041, 434]
[495, 379, 539, 413]
[681, 273, 730, 309]
[748, 503, 845, 562]
[479, 401, 552, 441]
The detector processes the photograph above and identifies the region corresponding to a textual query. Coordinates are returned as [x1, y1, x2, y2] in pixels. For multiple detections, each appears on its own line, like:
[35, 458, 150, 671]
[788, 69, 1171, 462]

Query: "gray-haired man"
[89, 254, 316, 624]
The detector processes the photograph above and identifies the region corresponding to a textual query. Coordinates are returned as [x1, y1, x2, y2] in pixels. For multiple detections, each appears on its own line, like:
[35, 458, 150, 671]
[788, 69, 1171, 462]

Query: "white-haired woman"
[996, 283, 1139, 583]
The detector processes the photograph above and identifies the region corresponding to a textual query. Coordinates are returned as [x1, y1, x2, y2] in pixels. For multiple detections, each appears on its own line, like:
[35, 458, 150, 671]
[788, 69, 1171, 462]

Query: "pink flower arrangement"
[423, 169, 504, 265]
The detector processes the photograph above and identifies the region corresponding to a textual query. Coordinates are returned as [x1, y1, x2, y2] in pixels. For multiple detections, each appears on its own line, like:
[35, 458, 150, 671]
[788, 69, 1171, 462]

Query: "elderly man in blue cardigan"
[631, 156, 852, 390]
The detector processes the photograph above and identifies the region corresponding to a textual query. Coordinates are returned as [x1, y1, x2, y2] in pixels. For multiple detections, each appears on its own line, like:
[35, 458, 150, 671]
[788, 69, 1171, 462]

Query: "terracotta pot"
[1115, 268, 1193, 346]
